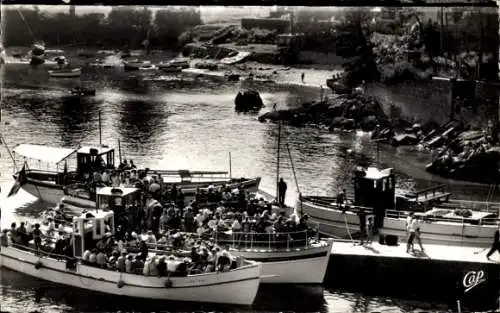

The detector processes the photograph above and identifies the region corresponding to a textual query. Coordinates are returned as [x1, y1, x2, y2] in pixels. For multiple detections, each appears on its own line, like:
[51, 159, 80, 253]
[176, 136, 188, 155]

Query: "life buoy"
[117, 279, 125, 288]
[35, 260, 43, 269]
[164, 278, 173, 288]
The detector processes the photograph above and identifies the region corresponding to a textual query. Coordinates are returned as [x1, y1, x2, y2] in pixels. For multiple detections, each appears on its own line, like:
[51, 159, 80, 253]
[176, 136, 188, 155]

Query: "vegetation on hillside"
[3, 6, 202, 49]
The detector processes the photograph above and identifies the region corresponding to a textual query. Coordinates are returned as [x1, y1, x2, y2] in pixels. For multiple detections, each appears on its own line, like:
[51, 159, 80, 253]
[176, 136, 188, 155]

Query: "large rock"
[235, 90, 264, 112]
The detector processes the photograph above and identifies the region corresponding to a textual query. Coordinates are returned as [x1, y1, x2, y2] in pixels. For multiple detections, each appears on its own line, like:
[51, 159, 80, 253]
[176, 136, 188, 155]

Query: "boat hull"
[21, 181, 65, 206]
[49, 69, 82, 78]
[0, 246, 261, 305]
[226, 241, 333, 284]
[20, 177, 261, 208]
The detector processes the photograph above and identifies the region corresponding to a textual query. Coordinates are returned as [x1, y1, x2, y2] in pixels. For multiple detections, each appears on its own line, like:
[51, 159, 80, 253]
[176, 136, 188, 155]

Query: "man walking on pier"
[486, 228, 500, 260]
[278, 178, 287, 207]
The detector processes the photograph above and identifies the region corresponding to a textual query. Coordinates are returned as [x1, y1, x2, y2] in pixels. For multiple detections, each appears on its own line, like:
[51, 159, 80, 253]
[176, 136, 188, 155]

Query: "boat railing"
[7, 242, 75, 262]
[149, 170, 230, 183]
[302, 196, 375, 215]
[213, 227, 320, 251]
[404, 184, 450, 201]
[443, 199, 500, 213]
[385, 209, 500, 226]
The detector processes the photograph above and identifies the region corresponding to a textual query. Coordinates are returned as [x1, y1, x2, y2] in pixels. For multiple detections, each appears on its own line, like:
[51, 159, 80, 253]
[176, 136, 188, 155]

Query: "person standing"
[406, 214, 417, 253]
[414, 216, 424, 252]
[486, 228, 500, 260]
[358, 208, 367, 245]
[301, 72, 305, 83]
[278, 178, 287, 207]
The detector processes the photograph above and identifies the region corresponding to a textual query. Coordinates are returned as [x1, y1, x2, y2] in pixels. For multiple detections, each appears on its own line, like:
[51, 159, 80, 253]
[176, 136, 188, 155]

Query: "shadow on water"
[116, 99, 170, 154]
[59, 96, 100, 147]
[0, 268, 327, 313]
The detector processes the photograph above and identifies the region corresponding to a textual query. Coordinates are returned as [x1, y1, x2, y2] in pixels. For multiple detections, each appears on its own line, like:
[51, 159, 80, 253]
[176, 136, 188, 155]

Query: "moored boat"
[0, 188, 262, 305]
[214, 227, 333, 284]
[123, 60, 156, 71]
[10, 143, 261, 208]
[157, 62, 183, 73]
[48, 68, 82, 78]
[297, 166, 500, 247]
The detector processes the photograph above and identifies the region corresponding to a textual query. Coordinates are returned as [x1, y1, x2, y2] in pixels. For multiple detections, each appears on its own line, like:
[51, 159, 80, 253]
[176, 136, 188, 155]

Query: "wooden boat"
[157, 62, 183, 73]
[297, 166, 500, 247]
[10, 144, 261, 208]
[214, 227, 333, 284]
[165, 58, 190, 69]
[48, 68, 82, 78]
[123, 60, 156, 71]
[0, 188, 262, 305]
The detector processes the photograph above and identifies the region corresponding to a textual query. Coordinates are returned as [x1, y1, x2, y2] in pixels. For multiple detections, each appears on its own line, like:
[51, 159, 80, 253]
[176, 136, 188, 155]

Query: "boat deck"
[331, 239, 500, 264]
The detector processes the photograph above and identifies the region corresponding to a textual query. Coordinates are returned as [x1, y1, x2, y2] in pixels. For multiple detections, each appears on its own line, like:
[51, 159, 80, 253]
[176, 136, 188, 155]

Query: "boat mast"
[99, 111, 102, 146]
[275, 121, 281, 201]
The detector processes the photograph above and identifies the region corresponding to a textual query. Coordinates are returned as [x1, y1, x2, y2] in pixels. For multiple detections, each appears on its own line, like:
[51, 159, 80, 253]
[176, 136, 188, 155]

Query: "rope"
[343, 213, 356, 245]
[0, 133, 17, 171]
[16, 8, 36, 43]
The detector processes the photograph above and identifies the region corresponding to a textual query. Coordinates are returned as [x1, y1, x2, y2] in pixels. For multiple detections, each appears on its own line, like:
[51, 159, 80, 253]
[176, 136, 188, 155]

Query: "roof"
[363, 167, 393, 180]
[96, 187, 141, 197]
[13, 144, 76, 164]
[77, 146, 114, 155]
[75, 209, 114, 220]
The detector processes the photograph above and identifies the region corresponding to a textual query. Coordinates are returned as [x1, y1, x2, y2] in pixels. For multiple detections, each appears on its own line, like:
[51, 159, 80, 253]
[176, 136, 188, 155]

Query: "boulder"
[235, 90, 264, 112]
[391, 133, 419, 146]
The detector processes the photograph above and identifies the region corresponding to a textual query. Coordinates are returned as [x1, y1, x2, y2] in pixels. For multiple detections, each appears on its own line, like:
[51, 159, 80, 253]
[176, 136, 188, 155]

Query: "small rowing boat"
[48, 68, 82, 78]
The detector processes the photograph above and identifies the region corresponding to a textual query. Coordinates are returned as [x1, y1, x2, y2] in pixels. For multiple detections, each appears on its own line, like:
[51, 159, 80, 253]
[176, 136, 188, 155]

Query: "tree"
[335, 9, 379, 87]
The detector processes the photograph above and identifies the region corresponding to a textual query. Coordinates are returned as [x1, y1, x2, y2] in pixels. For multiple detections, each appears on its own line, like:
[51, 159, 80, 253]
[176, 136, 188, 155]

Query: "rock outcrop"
[235, 90, 264, 112]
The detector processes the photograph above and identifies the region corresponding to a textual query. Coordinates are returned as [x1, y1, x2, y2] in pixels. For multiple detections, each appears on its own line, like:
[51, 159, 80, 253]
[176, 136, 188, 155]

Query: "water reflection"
[59, 96, 99, 146]
[116, 99, 169, 154]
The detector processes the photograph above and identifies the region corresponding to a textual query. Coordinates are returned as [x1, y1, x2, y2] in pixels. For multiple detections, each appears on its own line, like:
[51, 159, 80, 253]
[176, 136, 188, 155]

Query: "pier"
[326, 239, 500, 310]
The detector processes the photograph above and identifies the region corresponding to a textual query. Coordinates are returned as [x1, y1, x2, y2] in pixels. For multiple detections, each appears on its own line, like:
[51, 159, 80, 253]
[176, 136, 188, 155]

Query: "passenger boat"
[297, 166, 500, 247]
[0, 188, 262, 306]
[214, 227, 333, 284]
[48, 68, 82, 78]
[10, 143, 261, 207]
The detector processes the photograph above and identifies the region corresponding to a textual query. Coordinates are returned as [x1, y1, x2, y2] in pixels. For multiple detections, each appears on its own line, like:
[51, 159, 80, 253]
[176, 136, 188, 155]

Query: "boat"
[213, 221, 333, 284]
[123, 60, 156, 71]
[220, 51, 251, 65]
[165, 58, 190, 69]
[157, 62, 183, 73]
[48, 68, 82, 78]
[30, 41, 46, 66]
[10, 143, 261, 208]
[297, 166, 500, 247]
[0, 188, 262, 306]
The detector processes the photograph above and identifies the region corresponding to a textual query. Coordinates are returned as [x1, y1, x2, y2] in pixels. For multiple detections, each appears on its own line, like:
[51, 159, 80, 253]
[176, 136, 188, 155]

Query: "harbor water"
[1, 62, 498, 313]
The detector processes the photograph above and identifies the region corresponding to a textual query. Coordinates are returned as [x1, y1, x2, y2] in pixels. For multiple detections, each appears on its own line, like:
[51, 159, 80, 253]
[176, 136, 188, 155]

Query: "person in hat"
[278, 178, 287, 207]
[157, 256, 167, 277]
[32, 223, 42, 254]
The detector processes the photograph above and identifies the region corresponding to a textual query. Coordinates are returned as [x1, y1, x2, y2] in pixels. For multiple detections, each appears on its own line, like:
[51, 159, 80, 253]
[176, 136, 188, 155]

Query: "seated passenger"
[216, 250, 231, 272]
[149, 256, 159, 276]
[125, 255, 133, 273]
[157, 256, 167, 277]
[96, 250, 107, 268]
[116, 252, 127, 272]
[88, 249, 98, 264]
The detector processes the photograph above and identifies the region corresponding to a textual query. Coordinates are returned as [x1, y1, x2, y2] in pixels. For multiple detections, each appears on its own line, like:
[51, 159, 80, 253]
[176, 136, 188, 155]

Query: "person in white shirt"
[413, 216, 424, 252]
[406, 215, 418, 253]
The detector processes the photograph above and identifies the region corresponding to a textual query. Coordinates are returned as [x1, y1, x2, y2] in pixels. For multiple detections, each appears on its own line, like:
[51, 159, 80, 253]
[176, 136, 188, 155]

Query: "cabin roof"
[77, 146, 114, 155]
[96, 187, 140, 197]
[13, 144, 76, 164]
[75, 209, 114, 220]
[363, 167, 393, 180]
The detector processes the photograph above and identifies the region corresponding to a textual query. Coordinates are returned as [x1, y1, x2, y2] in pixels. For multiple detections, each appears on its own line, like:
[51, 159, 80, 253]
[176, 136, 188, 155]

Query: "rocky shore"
[257, 87, 500, 184]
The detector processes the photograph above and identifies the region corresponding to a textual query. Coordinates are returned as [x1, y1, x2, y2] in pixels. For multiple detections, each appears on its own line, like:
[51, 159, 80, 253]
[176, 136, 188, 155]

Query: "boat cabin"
[76, 146, 115, 179]
[72, 187, 142, 257]
[12, 144, 116, 184]
[354, 167, 395, 229]
[72, 209, 115, 258]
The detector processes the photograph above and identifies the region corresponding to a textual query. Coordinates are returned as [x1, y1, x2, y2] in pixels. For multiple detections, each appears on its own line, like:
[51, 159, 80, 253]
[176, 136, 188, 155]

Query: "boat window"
[95, 219, 102, 236]
[373, 180, 377, 189]
[73, 222, 79, 234]
[114, 196, 123, 206]
[382, 179, 386, 191]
